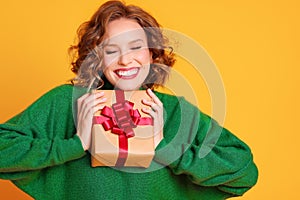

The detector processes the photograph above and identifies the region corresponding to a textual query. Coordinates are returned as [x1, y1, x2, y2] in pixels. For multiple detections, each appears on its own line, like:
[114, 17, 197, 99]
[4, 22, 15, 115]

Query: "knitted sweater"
[0, 84, 258, 200]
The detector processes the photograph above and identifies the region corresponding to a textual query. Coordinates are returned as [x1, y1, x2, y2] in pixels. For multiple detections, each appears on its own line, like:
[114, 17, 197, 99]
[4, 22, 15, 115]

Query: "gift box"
[91, 90, 155, 168]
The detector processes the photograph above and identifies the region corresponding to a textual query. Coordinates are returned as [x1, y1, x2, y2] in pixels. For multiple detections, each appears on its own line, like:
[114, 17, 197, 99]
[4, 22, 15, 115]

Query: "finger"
[78, 93, 106, 119]
[77, 100, 106, 130]
[142, 99, 163, 118]
[141, 99, 155, 107]
[78, 91, 105, 105]
[146, 89, 162, 106]
[77, 92, 90, 105]
[141, 107, 163, 129]
[142, 107, 164, 139]
[77, 92, 105, 114]
[83, 103, 107, 120]
[142, 107, 163, 136]
[81, 97, 107, 120]
[150, 104, 160, 113]
[78, 89, 104, 99]
[141, 107, 157, 118]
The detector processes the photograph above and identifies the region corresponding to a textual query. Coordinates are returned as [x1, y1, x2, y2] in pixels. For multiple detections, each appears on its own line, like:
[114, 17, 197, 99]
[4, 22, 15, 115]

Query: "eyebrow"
[105, 39, 145, 47]
[129, 39, 144, 44]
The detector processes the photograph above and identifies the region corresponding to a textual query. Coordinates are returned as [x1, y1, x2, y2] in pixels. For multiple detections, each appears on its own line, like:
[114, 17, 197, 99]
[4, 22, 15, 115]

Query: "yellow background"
[0, 0, 299, 199]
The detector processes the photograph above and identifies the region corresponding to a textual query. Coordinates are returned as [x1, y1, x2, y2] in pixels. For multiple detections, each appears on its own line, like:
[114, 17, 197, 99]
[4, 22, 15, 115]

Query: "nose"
[118, 51, 133, 66]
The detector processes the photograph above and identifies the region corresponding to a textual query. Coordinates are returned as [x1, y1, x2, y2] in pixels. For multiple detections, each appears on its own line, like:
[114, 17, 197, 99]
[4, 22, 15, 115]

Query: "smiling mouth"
[114, 68, 139, 79]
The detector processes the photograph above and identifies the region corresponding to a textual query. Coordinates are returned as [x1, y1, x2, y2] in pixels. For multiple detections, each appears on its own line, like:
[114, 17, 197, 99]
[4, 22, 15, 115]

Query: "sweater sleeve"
[154, 95, 258, 197]
[0, 85, 86, 180]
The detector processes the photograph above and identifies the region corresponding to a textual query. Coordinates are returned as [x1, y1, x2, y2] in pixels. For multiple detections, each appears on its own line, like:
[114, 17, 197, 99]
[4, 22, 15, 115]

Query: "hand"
[76, 91, 107, 151]
[142, 89, 164, 148]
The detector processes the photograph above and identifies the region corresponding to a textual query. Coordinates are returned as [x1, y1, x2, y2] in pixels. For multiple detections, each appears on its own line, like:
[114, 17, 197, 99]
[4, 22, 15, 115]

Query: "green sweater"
[0, 84, 258, 200]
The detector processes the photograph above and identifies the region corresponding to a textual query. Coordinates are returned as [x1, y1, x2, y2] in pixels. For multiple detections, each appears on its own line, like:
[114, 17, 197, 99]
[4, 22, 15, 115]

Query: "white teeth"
[116, 69, 138, 76]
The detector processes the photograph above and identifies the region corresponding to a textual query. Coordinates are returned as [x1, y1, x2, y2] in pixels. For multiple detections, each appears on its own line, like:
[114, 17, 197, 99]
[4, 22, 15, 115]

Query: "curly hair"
[69, 0, 176, 89]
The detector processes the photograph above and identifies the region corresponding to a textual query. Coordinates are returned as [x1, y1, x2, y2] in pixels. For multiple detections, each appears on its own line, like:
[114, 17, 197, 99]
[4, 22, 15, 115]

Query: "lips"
[114, 67, 139, 79]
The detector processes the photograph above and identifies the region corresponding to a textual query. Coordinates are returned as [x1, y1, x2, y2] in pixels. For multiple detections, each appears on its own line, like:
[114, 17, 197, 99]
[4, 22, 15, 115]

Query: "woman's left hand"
[142, 89, 164, 148]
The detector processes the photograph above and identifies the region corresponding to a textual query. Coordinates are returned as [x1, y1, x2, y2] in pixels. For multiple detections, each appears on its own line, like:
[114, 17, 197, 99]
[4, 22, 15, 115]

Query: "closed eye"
[131, 46, 142, 50]
[105, 50, 117, 55]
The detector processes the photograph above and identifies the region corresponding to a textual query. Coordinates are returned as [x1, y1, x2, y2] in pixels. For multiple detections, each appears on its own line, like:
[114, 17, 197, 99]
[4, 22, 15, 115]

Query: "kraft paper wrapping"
[91, 90, 154, 168]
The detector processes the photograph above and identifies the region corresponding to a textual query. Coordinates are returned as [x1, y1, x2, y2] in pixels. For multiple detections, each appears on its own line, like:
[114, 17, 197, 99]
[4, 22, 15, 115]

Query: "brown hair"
[69, 0, 176, 89]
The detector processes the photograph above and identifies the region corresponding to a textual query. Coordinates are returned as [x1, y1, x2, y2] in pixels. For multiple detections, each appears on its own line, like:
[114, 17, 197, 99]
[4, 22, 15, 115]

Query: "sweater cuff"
[154, 139, 178, 166]
[155, 138, 167, 151]
[57, 135, 86, 163]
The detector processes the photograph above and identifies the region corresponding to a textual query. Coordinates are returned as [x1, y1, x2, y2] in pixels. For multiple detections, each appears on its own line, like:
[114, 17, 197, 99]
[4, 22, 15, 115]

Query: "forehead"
[104, 18, 147, 44]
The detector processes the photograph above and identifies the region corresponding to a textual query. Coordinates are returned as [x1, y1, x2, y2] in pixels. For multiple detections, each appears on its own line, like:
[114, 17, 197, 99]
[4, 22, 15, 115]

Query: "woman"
[0, 1, 258, 199]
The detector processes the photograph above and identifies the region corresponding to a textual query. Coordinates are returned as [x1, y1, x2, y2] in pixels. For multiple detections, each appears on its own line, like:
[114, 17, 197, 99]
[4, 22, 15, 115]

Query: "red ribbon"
[93, 90, 153, 167]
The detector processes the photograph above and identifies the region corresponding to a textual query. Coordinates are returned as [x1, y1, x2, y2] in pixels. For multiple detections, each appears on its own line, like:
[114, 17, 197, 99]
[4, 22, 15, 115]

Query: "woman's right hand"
[76, 91, 107, 151]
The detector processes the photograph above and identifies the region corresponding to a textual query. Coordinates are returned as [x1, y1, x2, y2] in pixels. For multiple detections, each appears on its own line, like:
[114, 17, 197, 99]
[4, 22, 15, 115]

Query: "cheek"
[102, 58, 115, 77]
[103, 56, 116, 68]
[136, 49, 152, 63]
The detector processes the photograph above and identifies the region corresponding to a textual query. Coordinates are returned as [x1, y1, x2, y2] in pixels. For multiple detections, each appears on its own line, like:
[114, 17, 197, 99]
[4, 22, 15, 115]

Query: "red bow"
[93, 101, 153, 137]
